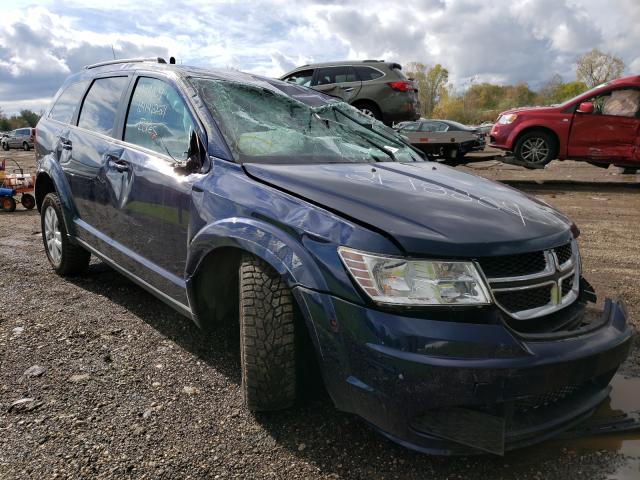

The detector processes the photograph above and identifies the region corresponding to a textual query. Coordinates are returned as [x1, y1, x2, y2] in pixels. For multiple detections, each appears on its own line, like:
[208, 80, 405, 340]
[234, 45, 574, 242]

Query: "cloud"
[0, 0, 637, 114]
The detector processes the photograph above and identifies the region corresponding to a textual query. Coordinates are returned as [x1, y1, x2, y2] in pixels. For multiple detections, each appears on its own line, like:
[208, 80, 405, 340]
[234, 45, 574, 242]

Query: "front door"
[312, 66, 362, 103]
[110, 75, 204, 305]
[568, 88, 640, 163]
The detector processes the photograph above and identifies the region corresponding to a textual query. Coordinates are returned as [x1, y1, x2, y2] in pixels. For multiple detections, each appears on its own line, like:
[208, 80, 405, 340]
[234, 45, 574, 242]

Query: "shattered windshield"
[190, 77, 423, 164]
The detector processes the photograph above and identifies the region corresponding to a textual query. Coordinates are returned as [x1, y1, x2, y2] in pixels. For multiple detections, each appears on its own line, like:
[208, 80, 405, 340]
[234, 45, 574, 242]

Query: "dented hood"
[244, 162, 574, 257]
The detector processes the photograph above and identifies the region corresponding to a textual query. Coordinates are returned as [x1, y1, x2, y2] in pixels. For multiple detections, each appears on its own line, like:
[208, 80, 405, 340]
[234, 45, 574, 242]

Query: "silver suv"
[2, 127, 35, 151]
[281, 60, 420, 125]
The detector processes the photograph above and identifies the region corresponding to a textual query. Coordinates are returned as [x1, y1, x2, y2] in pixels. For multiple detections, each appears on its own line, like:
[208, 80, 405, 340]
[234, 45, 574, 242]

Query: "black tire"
[239, 254, 297, 411]
[21, 193, 35, 210]
[514, 131, 557, 168]
[23, 142, 30, 151]
[620, 167, 638, 175]
[41, 193, 90, 276]
[2, 142, 8, 151]
[354, 101, 382, 121]
[1, 196, 16, 212]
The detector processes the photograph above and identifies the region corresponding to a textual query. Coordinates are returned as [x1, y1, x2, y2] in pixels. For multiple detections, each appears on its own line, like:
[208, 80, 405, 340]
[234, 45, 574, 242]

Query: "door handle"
[106, 154, 129, 172]
[342, 87, 354, 92]
[60, 137, 72, 150]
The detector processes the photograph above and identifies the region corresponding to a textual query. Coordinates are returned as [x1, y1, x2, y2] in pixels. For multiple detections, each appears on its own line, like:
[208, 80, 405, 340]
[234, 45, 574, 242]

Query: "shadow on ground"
[64, 260, 629, 479]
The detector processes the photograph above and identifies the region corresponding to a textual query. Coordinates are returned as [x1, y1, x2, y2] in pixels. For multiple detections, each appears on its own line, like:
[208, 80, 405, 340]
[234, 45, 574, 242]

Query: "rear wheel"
[1, 196, 16, 212]
[21, 193, 35, 210]
[514, 131, 557, 168]
[2, 142, 9, 151]
[239, 254, 297, 411]
[354, 102, 382, 121]
[22, 142, 30, 151]
[41, 193, 90, 275]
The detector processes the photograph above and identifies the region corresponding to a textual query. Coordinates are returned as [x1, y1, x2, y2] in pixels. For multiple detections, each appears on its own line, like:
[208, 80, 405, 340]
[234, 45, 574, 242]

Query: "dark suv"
[35, 58, 631, 455]
[281, 60, 420, 125]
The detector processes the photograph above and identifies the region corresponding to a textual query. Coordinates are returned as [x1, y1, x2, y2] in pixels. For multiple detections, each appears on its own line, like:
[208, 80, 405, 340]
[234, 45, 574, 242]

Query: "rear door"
[61, 75, 131, 240]
[568, 88, 640, 163]
[312, 66, 362, 103]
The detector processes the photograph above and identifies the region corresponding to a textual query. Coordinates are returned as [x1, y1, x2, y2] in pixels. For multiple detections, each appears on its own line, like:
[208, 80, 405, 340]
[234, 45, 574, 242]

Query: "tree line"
[406, 48, 626, 125]
[0, 108, 41, 131]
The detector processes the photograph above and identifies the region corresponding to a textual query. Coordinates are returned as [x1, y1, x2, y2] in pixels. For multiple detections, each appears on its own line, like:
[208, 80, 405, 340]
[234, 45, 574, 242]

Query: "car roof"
[281, 60, 401, 76]
[62, 58, 314, 96]
[601, 75, 640, 89]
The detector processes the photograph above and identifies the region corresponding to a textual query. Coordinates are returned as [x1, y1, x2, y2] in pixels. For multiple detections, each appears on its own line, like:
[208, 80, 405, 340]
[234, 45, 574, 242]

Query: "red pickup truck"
[490, 75, 640, 172]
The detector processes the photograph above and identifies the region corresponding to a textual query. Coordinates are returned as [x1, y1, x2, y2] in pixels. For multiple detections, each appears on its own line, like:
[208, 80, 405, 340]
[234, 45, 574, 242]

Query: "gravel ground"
[1, 151, 639, 479]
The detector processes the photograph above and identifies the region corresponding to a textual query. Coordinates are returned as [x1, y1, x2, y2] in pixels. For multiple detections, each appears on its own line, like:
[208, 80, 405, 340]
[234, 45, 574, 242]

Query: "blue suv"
[35, 58, 632, 455]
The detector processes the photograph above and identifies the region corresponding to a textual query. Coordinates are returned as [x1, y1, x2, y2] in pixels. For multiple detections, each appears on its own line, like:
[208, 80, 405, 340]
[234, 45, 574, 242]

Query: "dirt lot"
[1, 150, 639, 479]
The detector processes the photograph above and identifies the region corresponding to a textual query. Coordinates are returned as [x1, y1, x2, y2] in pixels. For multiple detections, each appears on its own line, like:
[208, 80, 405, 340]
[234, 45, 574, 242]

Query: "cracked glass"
[191, 77, 423, 164]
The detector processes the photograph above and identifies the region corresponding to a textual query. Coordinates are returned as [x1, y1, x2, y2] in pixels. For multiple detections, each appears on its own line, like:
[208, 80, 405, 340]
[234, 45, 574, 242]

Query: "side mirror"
[577, 101, 594, 114]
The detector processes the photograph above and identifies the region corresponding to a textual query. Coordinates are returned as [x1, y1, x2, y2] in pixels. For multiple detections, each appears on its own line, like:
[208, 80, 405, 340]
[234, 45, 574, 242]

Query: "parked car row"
[1, 127, 35, 151]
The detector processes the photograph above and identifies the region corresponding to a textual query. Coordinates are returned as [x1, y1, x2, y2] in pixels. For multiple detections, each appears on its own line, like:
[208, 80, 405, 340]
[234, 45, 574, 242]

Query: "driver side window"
[588, 89, 640, 118]
[124, 77, 195, 161]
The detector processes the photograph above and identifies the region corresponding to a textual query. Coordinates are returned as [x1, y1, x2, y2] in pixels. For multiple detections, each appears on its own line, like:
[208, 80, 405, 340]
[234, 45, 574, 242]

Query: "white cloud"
[0, 0, 637, 114]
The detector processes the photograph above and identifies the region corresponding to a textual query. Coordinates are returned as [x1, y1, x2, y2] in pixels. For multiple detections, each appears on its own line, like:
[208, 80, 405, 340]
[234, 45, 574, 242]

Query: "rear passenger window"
[49, 81, 88, 124]
[124, 77, 195, 161]
[78, 77, 128, 136]
[354, 66, 383, 81]
[314, 66, 357, 85]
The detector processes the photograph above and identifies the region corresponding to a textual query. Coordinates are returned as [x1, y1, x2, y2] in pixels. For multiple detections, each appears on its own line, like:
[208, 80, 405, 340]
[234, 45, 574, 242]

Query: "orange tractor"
[0, 158, 35, 212]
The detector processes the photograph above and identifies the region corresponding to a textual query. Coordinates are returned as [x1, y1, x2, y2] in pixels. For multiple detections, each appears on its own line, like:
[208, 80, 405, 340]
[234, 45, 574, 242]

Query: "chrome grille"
[478, 241, 580, 320]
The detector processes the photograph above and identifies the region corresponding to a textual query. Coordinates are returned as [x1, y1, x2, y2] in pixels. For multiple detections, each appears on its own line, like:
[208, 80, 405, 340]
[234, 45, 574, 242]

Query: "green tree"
[432, 89, 467, 123]
[19, 109, 40, 127]
[576, 49, 625, 88]
[406, 62, 449, 118]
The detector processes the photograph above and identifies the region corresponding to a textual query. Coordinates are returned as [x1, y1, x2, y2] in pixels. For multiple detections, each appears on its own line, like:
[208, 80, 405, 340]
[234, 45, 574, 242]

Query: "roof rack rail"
[363, 59, 384, 63]
[84, 57, 167, 70]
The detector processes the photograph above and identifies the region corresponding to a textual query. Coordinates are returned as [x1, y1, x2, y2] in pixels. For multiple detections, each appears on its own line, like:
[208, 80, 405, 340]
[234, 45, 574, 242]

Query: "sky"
[0, 0, 638, 115]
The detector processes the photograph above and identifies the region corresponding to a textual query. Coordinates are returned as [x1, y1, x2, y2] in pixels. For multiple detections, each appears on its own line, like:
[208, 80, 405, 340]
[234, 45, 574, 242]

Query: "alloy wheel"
[359, 108, 375, 118]
[520, 137, 550, 164]
[44, 206, 62, 265]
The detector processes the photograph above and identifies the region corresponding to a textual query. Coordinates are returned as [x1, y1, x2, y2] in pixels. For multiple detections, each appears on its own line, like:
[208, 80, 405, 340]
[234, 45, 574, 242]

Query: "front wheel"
[1, 196, 16, 212]
[239, 254, 297, 411]
[23, 142, 30, 151]
[41, 193, 90, 275]
[514, 131, 557, 168]
[2, 142, 9, 151]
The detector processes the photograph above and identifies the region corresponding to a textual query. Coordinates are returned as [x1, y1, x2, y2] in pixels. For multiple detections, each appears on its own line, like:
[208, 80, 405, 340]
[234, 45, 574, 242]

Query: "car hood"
[500, 105, 559, 116]
[243, 162, 574, 257]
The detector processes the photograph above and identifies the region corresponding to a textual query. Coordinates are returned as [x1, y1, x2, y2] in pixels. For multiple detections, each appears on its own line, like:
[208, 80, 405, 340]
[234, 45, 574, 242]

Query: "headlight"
[338, 247, 491, 306]
[498, 113, 517, 125]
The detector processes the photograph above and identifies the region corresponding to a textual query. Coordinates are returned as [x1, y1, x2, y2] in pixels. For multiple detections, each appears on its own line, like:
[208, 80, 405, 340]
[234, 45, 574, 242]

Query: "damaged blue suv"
[35, 58, 632, 455]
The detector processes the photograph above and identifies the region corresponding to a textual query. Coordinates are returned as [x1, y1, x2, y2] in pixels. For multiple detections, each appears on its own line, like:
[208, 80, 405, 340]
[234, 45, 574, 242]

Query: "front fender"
[36, 154, 79, 237]
[185, 217, 330, 293]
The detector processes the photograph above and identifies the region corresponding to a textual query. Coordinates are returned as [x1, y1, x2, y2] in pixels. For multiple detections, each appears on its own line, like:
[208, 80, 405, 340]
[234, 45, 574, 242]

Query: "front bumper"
[489, 124, 514, 150]
[294, 287, 633, 455]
